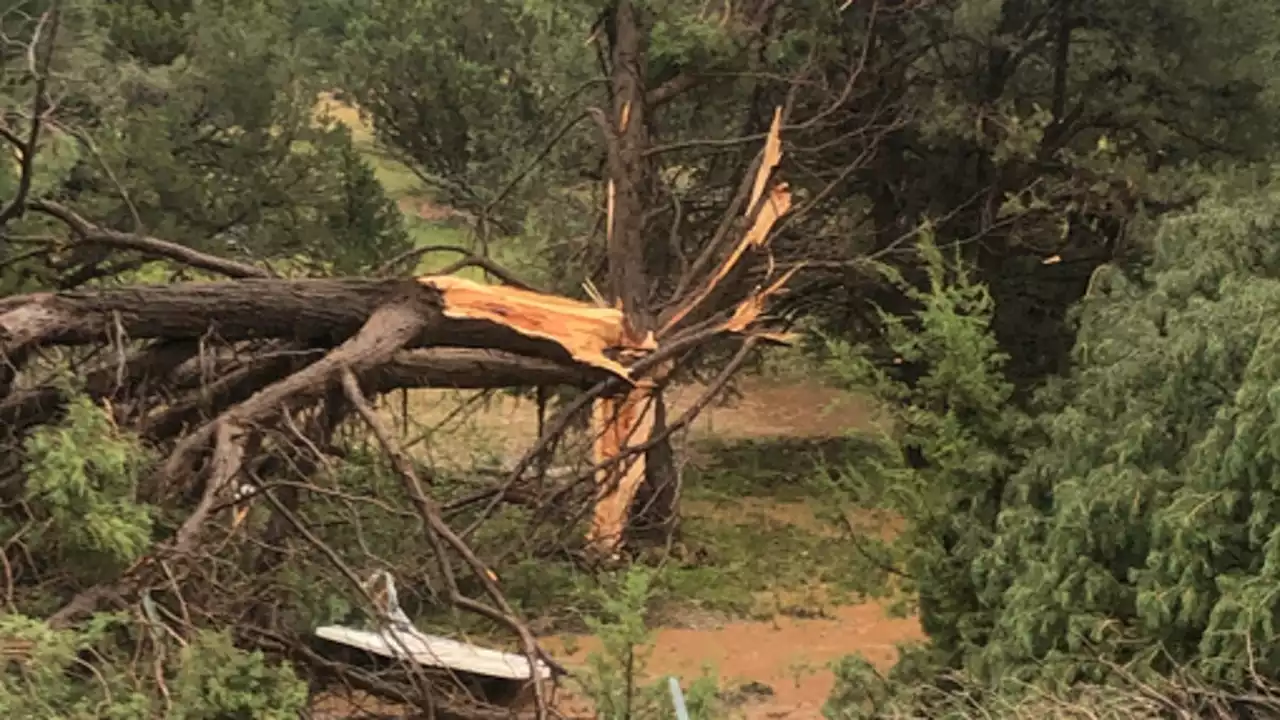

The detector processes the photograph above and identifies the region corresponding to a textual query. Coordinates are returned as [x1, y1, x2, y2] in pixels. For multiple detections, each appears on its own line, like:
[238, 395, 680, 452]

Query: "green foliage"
[983, 181, 1280, 686]
[573, 567, 721, 720]
[0, 613, 153, 718]
[823, 233, 1036, 668]
[335, 0, 598, 223]
[171, 630, 309, 719]
[794, 0, 1280, 385]
[21, 393, 155, 579]
[0, 615, 306, 719]
[1, 0, 412, 287]
[824, 182, 1280, 715]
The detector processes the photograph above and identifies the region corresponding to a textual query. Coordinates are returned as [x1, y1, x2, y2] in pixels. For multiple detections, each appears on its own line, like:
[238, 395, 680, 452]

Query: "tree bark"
[591, 0, 681, 554]
[628, 389, 680, 544]
[0, 279, 621, 386]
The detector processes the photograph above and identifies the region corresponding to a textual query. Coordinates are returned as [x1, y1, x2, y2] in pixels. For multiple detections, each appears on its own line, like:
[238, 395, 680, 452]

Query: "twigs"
[42, 299, 431, 629]
[28, 200, 273, 279]
[0, 1, 59, 229]
[376, 243, 538, 291]
[340, 368, 561, 719]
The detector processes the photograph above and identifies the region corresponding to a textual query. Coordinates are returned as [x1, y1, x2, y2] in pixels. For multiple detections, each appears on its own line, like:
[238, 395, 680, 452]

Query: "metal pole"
[668, 676, 690, 720]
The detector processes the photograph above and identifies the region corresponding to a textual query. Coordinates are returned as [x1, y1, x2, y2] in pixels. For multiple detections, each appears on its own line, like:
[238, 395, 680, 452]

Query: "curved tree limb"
[45, 296, 432, 629]
[27, 200, 272, 279]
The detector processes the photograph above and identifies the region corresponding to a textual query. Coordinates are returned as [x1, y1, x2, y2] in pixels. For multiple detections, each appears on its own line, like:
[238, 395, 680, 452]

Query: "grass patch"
[653, 505, 867, 621]
[365, 151, 426, 201]
[314, 92, 431, 203]
[686, 435, 887, 502]
[312, 91, 555, 288]
[405, 434, 899, 639]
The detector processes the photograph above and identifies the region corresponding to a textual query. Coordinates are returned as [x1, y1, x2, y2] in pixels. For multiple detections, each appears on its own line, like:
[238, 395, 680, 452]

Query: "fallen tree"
[0, 108, 793, 720]
[0, 3, 824, 716]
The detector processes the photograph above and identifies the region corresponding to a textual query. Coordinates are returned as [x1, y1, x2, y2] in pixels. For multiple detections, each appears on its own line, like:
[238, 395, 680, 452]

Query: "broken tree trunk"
[14, 273, 663, 631]
[585, 6, 795, 553]
[585, 0, 683, 557]
[0, 276, 632, 388]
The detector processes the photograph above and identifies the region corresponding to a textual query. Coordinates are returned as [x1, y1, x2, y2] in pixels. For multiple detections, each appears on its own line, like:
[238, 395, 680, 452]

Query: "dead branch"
[341, 369, 561, 718]
[45, 297, 433, 629]
[27, 200, 273, 279]
[0, 277, 643, 384]
[377, 244, 539, 291]
[156, 298, 434, 492]
[0, 3, 58, 228]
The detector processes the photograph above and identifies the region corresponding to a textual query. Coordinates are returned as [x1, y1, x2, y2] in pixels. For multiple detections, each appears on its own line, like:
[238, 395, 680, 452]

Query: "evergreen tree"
[825, 173, 1280, 715]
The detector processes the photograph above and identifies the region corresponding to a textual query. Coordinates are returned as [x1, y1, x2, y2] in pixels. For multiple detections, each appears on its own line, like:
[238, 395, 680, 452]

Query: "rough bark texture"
[590, 0, 682, 554]
[0, 279, 627, 380]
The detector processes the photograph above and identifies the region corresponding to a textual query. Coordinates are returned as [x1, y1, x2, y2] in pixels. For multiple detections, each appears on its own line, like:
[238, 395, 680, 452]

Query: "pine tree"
[824, 176, 1280, 715]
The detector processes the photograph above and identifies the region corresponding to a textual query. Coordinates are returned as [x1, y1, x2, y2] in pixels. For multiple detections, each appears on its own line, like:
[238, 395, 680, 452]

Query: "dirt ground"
[545, 601, 919, 719]
[356, 378, 921, 719]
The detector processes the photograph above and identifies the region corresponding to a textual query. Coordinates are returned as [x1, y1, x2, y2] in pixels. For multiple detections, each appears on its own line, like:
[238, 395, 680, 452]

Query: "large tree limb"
[37, 274, 651, 628]
[157, 298, 433, 486]
[47, 298, 431, 629]
[0, 277, 640, 379]
[139, 347, 604, 440]
[27, 200, 273, 279]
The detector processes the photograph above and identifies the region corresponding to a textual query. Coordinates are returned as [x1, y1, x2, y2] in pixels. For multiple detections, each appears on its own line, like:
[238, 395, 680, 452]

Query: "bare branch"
[0, 3, 60, 228]
[28, 200, 273, 279]
[341, 369, 563, 717]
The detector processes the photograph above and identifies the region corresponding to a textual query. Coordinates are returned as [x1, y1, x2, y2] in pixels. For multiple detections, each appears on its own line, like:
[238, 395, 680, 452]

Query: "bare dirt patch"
[315, 91, 371, 142]
[545, 602, 921, 719]
[397, 196, 464, 223]
[382, 378, 916, 718]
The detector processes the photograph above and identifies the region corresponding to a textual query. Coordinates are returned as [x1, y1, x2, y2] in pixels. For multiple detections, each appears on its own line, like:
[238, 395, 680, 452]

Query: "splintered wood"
[421, 275, 649, 379]
[659, 108, 791, 335]
[585, 382, 656, 553]
[588, 106, 792, 556]
[412, 108, 793, 557]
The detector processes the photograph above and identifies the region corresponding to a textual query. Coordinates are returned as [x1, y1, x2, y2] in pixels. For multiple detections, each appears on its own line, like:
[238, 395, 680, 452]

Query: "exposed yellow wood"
[421, 275, 636, 380]
[585, 105, 793, 556]
[748, 108, 784, 213]
[586, 384, 656, 555]
[660, 183, 792, 334]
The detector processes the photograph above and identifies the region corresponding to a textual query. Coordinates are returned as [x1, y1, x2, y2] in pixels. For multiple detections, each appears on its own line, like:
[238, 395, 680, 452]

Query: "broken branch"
[28, 200, 273, 279]
[341, 369, 562, 718]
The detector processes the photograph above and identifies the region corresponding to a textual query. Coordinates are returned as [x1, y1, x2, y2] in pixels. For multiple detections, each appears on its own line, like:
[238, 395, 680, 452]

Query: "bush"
[0, 613, 307, 719]
[822, 183, 1280, 715]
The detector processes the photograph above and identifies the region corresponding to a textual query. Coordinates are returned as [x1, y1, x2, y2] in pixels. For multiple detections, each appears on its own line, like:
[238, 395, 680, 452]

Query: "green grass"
[405, 434, 902, 639]
[685, 435, 888, 502]
[313, 93, 554, 288]
[653, 507, 865, 620]
[364, 149, 427, 201]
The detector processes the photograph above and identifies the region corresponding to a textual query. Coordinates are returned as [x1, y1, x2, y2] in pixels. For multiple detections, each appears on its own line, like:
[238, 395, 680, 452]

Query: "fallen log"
[0, 277, 639, 380]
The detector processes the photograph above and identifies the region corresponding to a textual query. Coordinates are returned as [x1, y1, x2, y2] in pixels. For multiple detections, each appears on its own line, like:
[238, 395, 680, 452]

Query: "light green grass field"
[314, 92, 546, 284]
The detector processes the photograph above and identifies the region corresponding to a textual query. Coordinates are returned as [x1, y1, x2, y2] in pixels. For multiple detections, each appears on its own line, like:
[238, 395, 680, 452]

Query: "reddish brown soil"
[396, 196, 462, 223]
[347, 378, 920, 719]
[546, 602, 920, 719]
